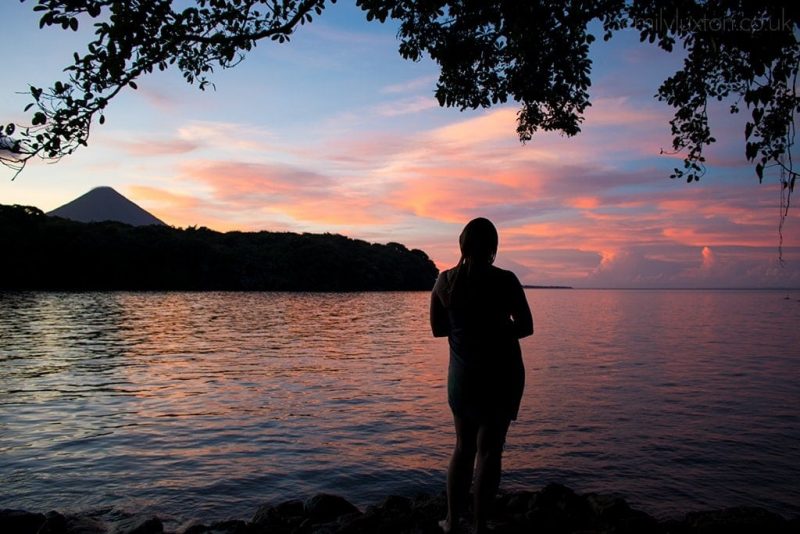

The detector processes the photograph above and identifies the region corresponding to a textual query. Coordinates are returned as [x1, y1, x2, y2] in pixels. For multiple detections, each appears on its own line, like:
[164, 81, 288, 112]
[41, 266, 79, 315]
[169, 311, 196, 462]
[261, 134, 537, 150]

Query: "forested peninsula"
[0, 205, 438, 291]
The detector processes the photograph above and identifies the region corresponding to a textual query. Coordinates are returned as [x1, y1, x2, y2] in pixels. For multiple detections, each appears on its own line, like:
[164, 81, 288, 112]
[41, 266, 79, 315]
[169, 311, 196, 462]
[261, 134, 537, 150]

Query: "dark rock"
[528, 483, 598, 532]
[585, 492, 662, 533]
[0, 509, 46, 534]
[303, 495, 360, 524]
[615, 508, 663, 534]
[38, 511, 68, 534]
[410, 493, 446, 519]
[335, 511, 380, 534]
[180, 523, 209, 534]
[586, 493, 631, 521]
[2, 485, 794, 534]
[379, 496, 412, 514]
[276, 500, 306, 520]
[661, 518, 691, 534]
[251, 499, 307, 533]
[338, 493, 443, 534]
[184, 519, 249, 534]
[683, 506, 788, 534]
[496, 491, 535, 514]
[252, 499, 305, 526]
[113, 516, 163, 534]
[62, 514, 107, 533]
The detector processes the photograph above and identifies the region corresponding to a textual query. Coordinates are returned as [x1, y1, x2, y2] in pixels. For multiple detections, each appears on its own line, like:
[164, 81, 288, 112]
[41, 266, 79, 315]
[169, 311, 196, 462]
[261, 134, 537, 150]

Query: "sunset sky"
[2, 2, 798, 288]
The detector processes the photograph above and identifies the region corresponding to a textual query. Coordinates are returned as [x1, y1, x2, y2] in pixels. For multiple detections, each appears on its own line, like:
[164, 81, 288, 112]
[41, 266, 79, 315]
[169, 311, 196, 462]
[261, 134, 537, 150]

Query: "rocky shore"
[2, 484, 797, 534]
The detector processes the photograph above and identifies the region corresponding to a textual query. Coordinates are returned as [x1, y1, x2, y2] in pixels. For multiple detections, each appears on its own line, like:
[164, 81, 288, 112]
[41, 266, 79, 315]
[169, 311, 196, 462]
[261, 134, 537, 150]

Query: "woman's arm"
[509, 273, 533, 338]
[430, 274, 450, 337]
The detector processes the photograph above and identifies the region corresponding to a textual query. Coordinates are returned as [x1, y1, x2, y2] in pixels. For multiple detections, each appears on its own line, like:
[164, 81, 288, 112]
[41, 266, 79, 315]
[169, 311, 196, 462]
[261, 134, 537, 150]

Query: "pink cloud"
[179, 160, 393, 226]
[373, 96, 439, 117]
[565, 196, 601, 209]
[117, 139, 199, 156]
[104, 101, 799, 289]
[126, 184, 296, 231]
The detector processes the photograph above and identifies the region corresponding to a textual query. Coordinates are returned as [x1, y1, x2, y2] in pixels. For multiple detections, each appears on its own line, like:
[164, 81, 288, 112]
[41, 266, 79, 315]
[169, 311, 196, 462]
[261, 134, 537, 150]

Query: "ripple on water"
[0, 290, 799, 524]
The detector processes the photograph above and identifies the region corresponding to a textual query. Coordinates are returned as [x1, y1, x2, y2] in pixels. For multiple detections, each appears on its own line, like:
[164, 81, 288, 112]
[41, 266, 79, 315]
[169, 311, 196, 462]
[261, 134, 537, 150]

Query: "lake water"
[1, 290, 799, 527]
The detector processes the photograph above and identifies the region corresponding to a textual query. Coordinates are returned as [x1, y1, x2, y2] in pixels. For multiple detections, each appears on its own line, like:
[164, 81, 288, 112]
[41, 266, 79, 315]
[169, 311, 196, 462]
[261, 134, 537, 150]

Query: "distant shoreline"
[523, 285, 574, 289]
[523, 286, 800, 291]
[0, 204, 438, 292]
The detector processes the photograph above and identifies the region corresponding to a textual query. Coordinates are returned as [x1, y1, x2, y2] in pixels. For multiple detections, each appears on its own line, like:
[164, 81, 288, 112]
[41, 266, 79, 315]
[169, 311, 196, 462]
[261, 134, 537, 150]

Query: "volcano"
[48, 186, 166, 226]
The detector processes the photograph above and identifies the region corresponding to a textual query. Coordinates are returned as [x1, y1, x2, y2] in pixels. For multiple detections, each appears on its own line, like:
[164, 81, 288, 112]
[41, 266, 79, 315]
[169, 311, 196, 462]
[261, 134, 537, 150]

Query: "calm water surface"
[1, 290, 799, 526]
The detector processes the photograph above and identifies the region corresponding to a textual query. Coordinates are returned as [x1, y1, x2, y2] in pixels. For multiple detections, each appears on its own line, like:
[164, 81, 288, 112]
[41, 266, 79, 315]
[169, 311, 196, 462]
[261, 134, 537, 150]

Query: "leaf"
[69, 18, 78, 32]
[128, 81, 138, 89]
[5, 123, 15, 135]
[755, 163, 764, 182]
[745, 142, 758, 161]
[24, 103, 34, 112]
[99, 115, 105, 125]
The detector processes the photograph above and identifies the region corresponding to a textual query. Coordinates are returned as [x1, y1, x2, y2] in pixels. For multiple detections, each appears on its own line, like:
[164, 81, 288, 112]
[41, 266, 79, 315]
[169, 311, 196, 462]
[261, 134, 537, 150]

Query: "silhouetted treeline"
[0, 204, 439, 291]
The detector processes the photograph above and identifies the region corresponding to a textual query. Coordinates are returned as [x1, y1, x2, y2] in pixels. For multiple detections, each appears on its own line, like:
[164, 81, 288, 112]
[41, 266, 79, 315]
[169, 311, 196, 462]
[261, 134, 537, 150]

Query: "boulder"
[527, 483, 597, 532]
[113, 515, 163, 534]
[683, 506, 789, 534]
[586, 493, 662, 533]
[38, 511, 68, 534]
[252, 499, 305, 526]
[378, 495, 412, 514]
[62, 514, 107, 533]
[303, 495, 360, 524]
[251, 499, 307, 532]
[182, 519, 250, 534]
[0, 509, 46, 534]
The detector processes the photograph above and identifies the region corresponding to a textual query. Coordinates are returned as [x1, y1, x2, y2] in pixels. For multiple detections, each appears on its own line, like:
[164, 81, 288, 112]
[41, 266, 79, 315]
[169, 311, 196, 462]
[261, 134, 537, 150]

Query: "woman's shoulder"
[438, 267, 462, 283]
[489, 265, 521, 284]
[434, 267, 457, 293]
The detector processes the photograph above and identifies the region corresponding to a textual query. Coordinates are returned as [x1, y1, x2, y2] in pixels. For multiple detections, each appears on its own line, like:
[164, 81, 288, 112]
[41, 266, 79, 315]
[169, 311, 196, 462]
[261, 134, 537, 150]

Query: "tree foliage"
[0, 203, 439, 290]
[1, 1, 798, 196]
[1, 0, 332, 174]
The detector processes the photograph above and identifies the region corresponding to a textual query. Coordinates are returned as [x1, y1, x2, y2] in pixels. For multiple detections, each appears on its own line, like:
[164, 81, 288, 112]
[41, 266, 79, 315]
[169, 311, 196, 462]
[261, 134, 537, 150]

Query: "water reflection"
[0, 290, 798, 524]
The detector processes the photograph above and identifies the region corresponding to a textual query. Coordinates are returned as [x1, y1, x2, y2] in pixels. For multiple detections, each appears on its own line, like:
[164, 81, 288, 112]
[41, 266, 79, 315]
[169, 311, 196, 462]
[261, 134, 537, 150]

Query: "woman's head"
[459, 217, 498, 265]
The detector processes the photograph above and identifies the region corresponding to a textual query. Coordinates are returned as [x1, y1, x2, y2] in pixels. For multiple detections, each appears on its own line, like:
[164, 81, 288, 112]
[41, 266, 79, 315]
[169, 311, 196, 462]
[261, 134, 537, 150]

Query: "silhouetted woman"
[430, 217, 533, 534]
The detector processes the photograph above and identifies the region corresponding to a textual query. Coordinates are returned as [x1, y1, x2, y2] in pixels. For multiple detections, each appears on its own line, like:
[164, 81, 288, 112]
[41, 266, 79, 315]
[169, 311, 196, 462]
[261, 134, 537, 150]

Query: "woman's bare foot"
[439, 517, 454, 533]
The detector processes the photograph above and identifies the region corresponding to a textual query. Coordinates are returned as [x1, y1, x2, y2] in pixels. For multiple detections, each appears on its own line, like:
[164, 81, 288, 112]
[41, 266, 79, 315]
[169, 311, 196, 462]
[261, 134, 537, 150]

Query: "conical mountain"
[48, 186, 166, 226]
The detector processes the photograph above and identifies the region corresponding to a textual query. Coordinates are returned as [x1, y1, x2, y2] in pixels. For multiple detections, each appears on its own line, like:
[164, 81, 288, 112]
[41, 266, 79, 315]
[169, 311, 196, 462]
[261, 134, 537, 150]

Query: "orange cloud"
[701, 246, 716, 269]
[125, 185, 249, 231]
[386, 165, 550, 223]
[178, 160, 393, 227]
[566, 196, 601, 209]
[431, 108, 519, 147]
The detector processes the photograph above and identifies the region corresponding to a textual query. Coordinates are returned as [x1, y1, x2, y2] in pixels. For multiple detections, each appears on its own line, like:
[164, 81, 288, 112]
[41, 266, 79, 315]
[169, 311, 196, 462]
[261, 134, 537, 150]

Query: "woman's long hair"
[446, 217, 498, 306]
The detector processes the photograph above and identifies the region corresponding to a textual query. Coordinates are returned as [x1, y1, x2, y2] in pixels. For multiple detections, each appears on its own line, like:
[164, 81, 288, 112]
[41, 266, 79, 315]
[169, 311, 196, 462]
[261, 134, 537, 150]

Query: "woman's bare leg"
[473, 419, 511, 533]
[440, 415, 478, 533]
